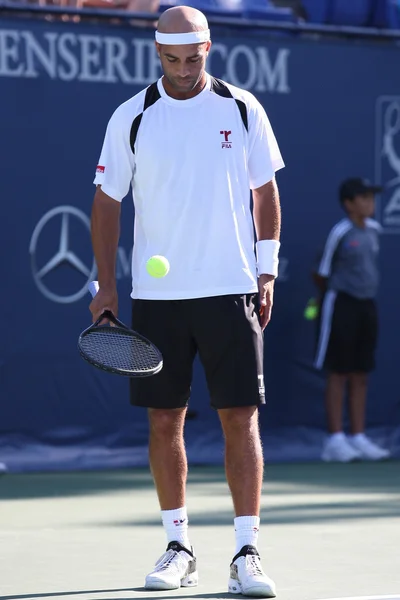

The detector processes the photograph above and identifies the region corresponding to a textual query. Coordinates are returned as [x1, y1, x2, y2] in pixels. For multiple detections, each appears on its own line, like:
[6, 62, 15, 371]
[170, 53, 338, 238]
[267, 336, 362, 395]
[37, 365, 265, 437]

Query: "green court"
[1, 462, 400, 600]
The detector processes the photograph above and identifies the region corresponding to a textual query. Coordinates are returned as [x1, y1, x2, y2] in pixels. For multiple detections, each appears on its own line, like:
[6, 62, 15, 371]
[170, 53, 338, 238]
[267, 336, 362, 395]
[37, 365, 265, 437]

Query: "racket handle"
[88, 280, 100, 298]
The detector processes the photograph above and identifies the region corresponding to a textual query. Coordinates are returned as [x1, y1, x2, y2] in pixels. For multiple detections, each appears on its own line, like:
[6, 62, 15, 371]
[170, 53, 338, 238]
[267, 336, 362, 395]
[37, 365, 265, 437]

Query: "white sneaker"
[228, 545, 276, 597]
[321, 432, 361, 462]
[144, 541, 198, 590]
[348, 434, 390, 461]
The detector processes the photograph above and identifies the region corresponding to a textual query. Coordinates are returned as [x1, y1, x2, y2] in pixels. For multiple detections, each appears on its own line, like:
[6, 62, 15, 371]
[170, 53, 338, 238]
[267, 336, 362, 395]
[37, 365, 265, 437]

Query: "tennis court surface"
[1, 462, 400, 600]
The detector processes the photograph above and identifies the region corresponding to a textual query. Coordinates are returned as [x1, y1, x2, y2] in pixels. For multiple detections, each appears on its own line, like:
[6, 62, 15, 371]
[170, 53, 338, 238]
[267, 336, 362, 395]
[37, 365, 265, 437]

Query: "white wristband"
[256, 240, 280, 278]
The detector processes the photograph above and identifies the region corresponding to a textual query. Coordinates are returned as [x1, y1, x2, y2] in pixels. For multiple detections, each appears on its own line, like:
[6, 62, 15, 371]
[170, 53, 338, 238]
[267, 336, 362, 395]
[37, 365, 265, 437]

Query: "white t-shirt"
[93, 73, 284, 300]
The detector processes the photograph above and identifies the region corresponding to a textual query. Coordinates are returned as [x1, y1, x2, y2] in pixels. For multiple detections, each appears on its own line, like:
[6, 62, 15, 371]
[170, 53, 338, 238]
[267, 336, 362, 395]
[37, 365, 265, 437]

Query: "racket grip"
[88, 280, 100, 298]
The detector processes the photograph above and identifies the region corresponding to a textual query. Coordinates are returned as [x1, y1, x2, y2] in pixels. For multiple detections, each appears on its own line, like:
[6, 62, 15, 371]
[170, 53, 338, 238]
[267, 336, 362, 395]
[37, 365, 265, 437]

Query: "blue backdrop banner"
[1, 17, 399, 471]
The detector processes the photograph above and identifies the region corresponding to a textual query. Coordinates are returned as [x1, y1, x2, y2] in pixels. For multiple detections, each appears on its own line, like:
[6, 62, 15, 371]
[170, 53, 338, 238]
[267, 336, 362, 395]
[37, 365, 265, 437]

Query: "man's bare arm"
[252, 178, 281, 243]
[252, 178, 281, 328]
[90, 186, 121, 320]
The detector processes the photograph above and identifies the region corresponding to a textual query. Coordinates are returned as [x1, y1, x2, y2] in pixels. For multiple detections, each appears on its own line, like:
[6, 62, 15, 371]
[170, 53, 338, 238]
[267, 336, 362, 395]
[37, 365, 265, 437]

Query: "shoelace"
[155, 550, 187, 573]
[246, 555, 263, 577]
[155, 550, 178, 572]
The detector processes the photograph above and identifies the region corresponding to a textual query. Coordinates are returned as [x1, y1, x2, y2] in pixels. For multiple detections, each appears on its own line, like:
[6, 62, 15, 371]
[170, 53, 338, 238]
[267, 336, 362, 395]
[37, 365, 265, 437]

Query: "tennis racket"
[78, 281, 163, 377]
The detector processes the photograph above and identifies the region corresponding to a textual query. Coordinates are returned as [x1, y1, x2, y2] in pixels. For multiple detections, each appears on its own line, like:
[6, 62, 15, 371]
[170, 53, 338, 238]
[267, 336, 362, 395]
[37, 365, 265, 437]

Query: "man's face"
[346, 192, 375, 218]
[156, 41, 211, 94]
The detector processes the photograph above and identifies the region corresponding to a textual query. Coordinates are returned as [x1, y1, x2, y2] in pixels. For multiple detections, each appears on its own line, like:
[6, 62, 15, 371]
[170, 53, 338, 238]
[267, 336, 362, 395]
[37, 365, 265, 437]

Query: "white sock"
[234, 515, 260, 554]
[161, 506, 191, 550]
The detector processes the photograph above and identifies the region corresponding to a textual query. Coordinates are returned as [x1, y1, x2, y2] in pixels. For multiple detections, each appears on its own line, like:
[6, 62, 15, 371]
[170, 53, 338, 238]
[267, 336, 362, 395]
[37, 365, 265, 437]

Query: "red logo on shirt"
[220, 130, 232, 149]
[96, 165, 105, 173]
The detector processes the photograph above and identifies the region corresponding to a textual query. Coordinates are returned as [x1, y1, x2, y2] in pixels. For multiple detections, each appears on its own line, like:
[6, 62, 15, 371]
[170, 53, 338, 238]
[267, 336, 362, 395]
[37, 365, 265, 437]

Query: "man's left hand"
[258, 273, 275, 330]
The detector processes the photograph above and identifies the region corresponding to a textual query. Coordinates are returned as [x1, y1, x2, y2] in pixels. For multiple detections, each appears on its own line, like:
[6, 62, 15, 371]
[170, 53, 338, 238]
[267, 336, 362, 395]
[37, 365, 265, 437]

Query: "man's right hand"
[89, 286, 118, 323]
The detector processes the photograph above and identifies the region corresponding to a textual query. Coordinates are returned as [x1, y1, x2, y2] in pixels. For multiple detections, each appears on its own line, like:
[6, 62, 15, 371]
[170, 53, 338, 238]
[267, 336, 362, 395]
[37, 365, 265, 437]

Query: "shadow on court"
[0, 468, 229, 501]
[88, 462, 400, 527]
[0, 592, 239, 600]
[0, 470, 222, 500]
[87, 594, 240, 600]
[0, 591, 131, 600]
[102, 504, 400, 527]
[0, 462, 399, 502]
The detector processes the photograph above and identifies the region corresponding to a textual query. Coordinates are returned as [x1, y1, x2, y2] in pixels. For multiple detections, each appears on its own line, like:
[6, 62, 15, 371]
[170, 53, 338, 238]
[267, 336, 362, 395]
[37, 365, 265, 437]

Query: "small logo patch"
[96, 165, 105, 173]
[346, 239, 360, 248]
[220, 130, 232, 149]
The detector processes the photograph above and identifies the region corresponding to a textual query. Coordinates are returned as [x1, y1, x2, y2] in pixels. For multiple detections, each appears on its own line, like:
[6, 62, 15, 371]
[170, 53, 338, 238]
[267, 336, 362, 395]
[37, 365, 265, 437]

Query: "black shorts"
[314, 291, 378, 374]
[129, 294, 265, 410]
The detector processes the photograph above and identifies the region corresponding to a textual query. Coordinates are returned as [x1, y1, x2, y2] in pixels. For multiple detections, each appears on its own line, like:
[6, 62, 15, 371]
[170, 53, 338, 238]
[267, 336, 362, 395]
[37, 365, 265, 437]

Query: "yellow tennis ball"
[146, 255, 170, 278]
[304, 298, 319, 321]
[304, 306, 318, 321]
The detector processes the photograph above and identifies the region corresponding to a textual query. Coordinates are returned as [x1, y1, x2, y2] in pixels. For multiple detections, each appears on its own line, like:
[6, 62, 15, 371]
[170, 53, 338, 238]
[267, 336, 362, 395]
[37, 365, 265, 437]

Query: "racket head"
[78, 311, 163, 378]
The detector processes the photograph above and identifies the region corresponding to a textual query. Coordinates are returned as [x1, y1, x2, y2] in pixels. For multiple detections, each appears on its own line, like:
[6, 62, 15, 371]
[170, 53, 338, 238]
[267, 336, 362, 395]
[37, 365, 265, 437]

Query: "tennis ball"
[146, 255, 170, 278]
[304, 298, 319, 321]
[304, 305, 318, 321]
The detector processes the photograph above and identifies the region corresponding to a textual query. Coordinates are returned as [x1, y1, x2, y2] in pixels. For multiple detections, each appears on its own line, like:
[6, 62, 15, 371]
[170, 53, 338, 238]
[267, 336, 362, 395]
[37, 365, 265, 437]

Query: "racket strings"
[80, 328, 161, 372]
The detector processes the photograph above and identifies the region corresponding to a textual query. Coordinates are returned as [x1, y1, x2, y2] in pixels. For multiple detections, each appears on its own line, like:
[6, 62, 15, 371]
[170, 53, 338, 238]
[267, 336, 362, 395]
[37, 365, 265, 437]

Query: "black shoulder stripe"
[210, 76, 248, 132]
[235, 100, 248, 132]
[144, 81, 161, 111]
[130, 82, 161, 154]
[130, 113, 143, 155]
[210, 76, 234, 99]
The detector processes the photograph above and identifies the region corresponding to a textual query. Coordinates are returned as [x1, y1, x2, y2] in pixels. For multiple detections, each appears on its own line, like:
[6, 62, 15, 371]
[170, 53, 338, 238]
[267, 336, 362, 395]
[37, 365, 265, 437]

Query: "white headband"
[155, 29, 210, 45]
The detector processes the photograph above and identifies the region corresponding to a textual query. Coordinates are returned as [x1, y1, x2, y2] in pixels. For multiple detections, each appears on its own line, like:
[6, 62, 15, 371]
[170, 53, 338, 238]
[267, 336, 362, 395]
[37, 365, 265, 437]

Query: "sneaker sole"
[145, 571, 198, 590]
[228, 578, 276, 598]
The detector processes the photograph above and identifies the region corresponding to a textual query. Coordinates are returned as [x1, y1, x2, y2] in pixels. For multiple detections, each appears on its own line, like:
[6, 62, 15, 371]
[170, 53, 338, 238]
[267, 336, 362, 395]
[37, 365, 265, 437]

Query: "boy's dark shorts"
[315, 290, 378, 373]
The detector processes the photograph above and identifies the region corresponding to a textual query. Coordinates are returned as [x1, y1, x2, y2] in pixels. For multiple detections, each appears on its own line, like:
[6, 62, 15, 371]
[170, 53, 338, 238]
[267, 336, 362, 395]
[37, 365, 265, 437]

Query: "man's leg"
[130, 299, 197, 590]
[218, 406, 262, 517]
[145, 406, 197, 589]
[192, 294, 264, 522]
[217, 407, 275, 598]
[192, 294, 275, 597]
[131, 298, 194, 516]
[193, 294, 264, 519]
[148, 407, 187, 510]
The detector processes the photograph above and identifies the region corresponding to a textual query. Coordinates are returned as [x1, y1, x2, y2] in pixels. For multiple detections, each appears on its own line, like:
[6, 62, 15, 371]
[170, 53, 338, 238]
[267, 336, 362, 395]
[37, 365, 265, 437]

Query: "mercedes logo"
[29, 206, 97, 304]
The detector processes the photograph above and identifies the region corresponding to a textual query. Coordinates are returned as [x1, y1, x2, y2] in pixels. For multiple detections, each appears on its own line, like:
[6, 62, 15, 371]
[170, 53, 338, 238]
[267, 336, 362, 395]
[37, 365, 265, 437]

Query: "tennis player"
[90, 5, 284, 596]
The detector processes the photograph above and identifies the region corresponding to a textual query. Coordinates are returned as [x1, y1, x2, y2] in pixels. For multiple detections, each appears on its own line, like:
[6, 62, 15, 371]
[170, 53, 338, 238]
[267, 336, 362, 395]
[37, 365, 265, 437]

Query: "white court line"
[316, 596, 400, 600]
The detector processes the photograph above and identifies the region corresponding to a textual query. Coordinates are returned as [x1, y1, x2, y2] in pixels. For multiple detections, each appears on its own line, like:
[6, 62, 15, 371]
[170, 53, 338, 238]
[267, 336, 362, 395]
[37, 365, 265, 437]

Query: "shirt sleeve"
[318, 229, 342, 277]
[93, 107, 135, 202]
[366, 218, 383, 234]
[247, 96, 285, 190]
